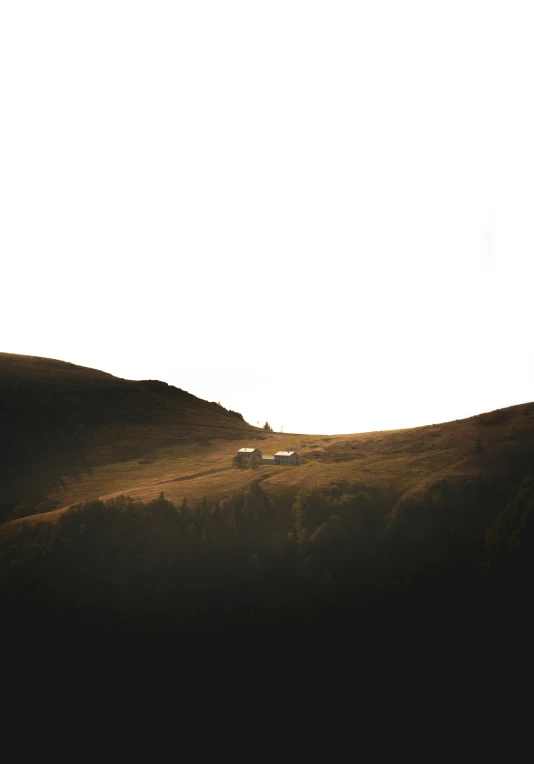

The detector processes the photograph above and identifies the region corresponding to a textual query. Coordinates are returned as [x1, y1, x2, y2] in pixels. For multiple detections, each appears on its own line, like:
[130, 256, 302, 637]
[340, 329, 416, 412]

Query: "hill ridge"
[0, 351, 256, 519]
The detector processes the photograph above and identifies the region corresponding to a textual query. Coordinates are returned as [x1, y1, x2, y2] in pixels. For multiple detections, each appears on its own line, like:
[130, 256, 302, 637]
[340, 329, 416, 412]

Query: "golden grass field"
[2, 352, 534, 532]
[6, 399, 534, 531]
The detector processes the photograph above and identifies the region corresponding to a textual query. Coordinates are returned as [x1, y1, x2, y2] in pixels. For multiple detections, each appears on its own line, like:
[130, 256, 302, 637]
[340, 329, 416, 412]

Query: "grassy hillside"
[2, 351, 533, 535]
[0, 352, 256, 520]
[3, 357, 533, 534]
[1, 353, 534, 649]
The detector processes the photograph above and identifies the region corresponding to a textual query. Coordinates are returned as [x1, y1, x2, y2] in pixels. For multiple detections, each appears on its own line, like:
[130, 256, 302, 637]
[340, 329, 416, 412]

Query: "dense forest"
[2, 472, 532, 646]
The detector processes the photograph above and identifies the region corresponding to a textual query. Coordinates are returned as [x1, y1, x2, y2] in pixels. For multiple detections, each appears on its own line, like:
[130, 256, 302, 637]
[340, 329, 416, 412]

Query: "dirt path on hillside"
[156, 466, 234, 485]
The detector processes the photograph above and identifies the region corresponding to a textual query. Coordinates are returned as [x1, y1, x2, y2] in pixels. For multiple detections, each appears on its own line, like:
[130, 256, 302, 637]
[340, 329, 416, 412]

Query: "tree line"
[1, 470, 532, 643]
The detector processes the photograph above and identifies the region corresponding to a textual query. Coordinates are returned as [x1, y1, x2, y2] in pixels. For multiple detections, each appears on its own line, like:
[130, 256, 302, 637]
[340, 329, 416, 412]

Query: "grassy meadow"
[5, 395, 533, 529]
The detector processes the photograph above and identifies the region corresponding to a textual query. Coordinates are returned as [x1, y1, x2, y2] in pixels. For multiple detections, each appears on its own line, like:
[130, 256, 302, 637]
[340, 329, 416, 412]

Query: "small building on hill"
[275, 451, 299, 465]
[236, 447, 299, 466]
[237, 447, 262, 462]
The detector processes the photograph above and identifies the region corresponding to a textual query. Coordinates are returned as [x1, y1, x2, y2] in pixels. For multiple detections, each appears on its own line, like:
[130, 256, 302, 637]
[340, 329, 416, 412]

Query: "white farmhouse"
[237, 447, 262, 462]
[236, 447, 299, 466]
[274, 451, 299, 465]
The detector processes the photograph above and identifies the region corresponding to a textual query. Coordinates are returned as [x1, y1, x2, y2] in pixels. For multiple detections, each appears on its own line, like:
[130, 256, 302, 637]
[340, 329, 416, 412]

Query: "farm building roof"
[238, 447, 257, 453]
[275, 451, 296, 456]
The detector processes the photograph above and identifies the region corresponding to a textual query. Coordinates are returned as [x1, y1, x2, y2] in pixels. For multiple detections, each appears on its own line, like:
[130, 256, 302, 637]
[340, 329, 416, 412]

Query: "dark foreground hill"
[0, 352, 255, 520]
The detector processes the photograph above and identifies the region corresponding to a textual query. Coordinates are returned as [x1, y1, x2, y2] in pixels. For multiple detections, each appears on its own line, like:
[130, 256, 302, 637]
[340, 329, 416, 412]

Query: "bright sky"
[1, 2, 533, 434]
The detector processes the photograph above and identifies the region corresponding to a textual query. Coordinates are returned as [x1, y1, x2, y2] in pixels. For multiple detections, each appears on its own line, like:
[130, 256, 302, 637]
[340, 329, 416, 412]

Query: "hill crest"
[0, 352, 255, 518]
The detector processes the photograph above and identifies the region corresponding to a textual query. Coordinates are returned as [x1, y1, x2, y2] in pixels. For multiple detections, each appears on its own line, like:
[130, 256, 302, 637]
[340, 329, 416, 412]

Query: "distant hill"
[0, 352, 256, 519]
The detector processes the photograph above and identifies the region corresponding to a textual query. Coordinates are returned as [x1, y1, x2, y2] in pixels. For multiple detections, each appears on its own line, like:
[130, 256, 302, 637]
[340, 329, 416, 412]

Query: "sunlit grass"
[3, 352, 534, 531]
[12, 401, 530, 530]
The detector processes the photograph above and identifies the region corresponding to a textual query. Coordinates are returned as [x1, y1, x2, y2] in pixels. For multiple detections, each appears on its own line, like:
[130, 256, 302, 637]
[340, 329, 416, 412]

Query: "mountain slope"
[1, 352, 533, 543]
[0, 352, 256, 519]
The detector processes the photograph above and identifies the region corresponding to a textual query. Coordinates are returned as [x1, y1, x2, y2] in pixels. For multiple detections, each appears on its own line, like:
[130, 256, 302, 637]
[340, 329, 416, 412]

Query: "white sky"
[1, 2, 533, 434]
